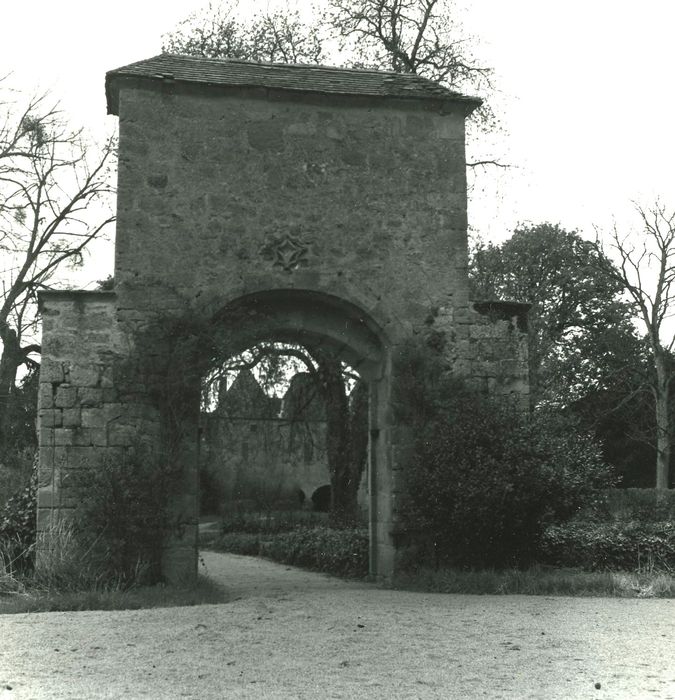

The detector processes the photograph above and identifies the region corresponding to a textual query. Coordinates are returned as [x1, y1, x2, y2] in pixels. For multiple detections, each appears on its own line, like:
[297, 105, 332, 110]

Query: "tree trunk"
[316, 353, 353, 526]
[348, 379, 369, 507]
[0, 324, 22, 450]
[654, 351, 671, 489]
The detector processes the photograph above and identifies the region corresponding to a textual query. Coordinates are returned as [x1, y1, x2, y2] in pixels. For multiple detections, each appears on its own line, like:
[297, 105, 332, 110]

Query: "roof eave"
[105, 72, 482, 117]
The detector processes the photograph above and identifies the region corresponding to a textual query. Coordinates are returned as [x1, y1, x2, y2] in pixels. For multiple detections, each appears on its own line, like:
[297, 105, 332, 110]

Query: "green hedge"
[540, 521, 675, 571]
[259, 527, 368, 578]
[208, 526, 369, 579]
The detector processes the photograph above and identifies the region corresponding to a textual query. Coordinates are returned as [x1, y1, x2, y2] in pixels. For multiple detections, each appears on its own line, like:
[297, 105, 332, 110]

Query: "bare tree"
[329, 0, 502, 168]
[595, 202, 675, 489]
[163, 1, 325, 64]
[329, 0, 490, 87]
[0, 84, 116, 446]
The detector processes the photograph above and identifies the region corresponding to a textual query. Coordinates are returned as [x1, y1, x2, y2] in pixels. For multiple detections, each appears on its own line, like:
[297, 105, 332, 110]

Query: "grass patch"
[392, 566, 675, 598]
[0, 574, 228, 614]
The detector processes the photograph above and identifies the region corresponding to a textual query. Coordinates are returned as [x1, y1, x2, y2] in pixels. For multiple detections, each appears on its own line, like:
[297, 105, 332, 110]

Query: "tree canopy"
[469, 221, 675, 487]
[469, 223, 637, 408]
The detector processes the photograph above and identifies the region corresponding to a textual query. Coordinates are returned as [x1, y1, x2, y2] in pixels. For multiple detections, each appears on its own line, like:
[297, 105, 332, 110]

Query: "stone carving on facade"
[259, 231, 312, 272]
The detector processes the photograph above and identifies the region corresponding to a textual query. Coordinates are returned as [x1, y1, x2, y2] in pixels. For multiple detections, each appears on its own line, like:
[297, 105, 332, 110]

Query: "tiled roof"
[105, 53, 481, 114]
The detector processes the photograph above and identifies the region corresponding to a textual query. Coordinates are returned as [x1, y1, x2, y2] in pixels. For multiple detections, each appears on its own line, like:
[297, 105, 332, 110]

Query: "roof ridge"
[157, 51, 440, 82]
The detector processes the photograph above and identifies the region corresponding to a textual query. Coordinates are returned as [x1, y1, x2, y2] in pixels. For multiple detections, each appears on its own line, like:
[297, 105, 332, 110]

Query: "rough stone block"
[40, 361, 65, 384]
[38, 464, 54, 488]
[81, 408, 106, 428]
[67, 365, 101, 387]
[99, 365, 115, 388]
[36, 506, 56, 532]
[62, 446, 97, 469]
[53, 428, 75, 446]
[78, 388, 103, 407]
[72, 428, 107, 447]
[38, 488, 59, 508]
[108, 424, 137, 446]
[40, 409, 62, 428]
[102, 387, 119, 402]
[38, 382, 54, 410]
[54, 385, 77, 408]
[62, 408, 82, 428]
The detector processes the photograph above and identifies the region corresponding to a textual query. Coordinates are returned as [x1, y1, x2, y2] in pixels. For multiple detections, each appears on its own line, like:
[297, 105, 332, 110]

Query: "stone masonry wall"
[113, 83, 472, 336]
[201, 415, 329, 509]
[433, 299, 529, 409]
[35, 291, 159, 542]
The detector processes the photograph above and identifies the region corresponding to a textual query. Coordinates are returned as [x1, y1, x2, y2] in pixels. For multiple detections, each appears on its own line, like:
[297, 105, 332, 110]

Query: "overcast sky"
[2, 0, 673, 283]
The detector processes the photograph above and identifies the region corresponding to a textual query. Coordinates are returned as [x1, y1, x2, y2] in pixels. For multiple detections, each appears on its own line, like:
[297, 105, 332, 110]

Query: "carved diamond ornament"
[260, 232, 312, 272]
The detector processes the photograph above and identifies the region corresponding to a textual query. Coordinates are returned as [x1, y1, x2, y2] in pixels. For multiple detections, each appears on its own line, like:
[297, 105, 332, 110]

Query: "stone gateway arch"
[36, 54, 528, 582]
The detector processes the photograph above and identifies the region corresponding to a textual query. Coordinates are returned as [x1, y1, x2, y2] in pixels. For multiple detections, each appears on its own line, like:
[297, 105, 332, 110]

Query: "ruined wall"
[201, 416, 329, 509]
[438, 300, 530, 408]
[35, 291, 158, 535]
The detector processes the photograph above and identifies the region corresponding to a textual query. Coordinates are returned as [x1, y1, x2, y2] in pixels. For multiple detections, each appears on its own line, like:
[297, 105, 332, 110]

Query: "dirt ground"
[1, 551, 674, 699]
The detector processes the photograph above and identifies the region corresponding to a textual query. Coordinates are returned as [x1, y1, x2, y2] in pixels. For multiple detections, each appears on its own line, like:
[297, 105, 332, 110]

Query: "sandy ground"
[0, 551, 674, 700]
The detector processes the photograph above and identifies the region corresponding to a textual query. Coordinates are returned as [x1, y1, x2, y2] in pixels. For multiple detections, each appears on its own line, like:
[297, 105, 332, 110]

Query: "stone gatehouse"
[36, 54, 528, 582]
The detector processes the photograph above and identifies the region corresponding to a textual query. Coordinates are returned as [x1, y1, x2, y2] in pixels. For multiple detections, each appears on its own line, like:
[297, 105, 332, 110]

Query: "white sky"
[1, 0, 674, 285]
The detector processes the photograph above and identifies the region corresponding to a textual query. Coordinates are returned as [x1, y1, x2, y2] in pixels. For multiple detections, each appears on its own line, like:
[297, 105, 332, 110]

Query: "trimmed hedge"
[259, 527, 368, 578]
[540, 521, 675, 572]
[208, 526, 369, 579]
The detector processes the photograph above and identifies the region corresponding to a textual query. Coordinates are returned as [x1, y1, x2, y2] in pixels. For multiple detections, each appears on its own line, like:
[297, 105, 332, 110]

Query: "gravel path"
[1, 551, 674, 699]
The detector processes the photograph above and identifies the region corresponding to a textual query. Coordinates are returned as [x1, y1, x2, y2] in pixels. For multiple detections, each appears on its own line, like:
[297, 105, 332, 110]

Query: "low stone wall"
[35, 291, 163, 553]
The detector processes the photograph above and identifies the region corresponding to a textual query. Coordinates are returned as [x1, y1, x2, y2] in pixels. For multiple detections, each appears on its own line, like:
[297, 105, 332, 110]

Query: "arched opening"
[199, 342, 365, 525]
[163, 289, 395, 583]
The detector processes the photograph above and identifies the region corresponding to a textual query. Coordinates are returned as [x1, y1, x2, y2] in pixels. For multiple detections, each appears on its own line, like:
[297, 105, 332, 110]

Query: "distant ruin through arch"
[36, 54, 528, 582]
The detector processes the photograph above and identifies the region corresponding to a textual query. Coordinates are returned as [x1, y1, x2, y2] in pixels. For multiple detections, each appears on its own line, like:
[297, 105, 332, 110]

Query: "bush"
[208, 526, 369, 578]
[66, 446, 176, 587]
[579, 488, 675, 523]
[395, 337, 615, 569]
[209, 532, 261, 556]
[393, 565, 675, 597]
[259, 527, 368, 578]
[0, 454, 37, 575]
[540, 521, 675, 572]
[219, 508, 328, 534]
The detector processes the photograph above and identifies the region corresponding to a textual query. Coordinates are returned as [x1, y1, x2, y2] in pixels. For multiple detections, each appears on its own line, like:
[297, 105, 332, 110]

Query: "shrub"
[219, 508, 328, 534]
[395, 337, 614, 569]
[209, 526, 369, 578]
[259, 527, 368, 578]
[66, 445, 176, 587]
[0, 454, 37, 575]
[392, 565, 675, 597]
[540, 521, 675, 572]
[579, 488, 675, 523]
[210, 532, 262, 556]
